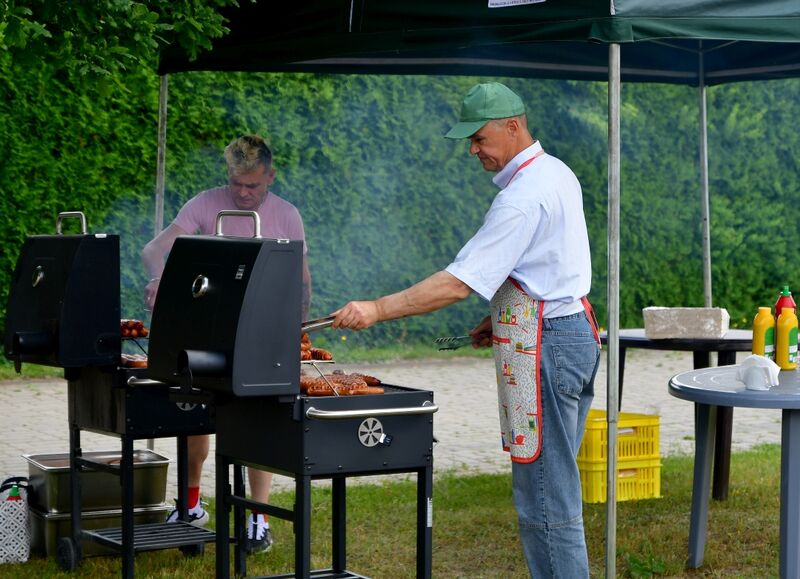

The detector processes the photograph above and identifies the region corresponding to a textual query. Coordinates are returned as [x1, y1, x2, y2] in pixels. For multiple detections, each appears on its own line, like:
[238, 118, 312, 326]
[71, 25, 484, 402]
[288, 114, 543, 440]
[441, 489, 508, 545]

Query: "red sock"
[188, 487, 200, 509]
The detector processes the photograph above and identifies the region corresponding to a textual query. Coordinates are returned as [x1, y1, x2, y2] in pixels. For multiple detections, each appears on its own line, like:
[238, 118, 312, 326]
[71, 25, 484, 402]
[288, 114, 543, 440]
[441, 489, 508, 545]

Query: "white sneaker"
[245, 513, 273, 554]
[165, 498, 210, 527]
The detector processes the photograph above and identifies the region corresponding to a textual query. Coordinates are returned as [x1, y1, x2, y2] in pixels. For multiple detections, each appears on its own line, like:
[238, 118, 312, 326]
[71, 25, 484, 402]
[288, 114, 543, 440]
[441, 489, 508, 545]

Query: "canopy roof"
[159, 0, 800, 86]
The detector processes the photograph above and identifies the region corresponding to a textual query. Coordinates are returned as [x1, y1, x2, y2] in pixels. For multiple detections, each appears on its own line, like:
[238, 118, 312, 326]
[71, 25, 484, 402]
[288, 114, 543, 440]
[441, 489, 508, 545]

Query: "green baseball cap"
[445, 82, 525, 139]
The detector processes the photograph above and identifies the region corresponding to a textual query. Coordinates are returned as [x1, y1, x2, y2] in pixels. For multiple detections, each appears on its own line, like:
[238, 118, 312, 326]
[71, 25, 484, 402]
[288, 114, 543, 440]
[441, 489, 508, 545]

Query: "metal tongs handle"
[301, 315, 336, 334]
[434, 335, 472, 351]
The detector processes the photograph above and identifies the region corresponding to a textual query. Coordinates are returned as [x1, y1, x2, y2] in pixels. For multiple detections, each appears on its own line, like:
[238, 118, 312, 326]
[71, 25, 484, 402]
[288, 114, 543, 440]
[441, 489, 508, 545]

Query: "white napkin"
[736, 354, 780, 391]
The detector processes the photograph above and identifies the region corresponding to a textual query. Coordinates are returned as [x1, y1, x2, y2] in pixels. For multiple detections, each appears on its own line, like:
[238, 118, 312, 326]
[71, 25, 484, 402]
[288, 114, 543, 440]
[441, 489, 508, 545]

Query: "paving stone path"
[0, 350, 781, 500]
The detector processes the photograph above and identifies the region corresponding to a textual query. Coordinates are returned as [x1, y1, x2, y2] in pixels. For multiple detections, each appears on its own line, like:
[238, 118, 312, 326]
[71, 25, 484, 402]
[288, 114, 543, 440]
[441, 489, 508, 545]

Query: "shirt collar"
[492, 141, 543, 189]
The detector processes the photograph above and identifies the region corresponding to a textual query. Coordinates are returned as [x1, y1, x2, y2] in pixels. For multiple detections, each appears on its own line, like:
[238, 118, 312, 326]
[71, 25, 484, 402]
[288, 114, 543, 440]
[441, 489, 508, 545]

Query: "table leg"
[712, 407, 733, 501]
[780, 409, 800, 579]
[688, 403, 717, 568]
[712, 351, 737, 501]
[693, 351, 711, 370]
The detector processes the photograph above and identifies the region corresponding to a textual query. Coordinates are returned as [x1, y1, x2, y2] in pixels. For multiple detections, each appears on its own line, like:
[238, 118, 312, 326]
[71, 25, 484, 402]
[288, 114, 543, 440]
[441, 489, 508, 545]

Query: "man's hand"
[332, 301, 381, 331]
[469, 315, 493, 349]
[144, 278, 160, 311]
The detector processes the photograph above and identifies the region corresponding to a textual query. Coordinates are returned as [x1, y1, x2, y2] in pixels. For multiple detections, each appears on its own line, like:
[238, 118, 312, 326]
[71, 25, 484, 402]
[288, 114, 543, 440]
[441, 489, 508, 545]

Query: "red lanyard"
[506, 149, 545, 186]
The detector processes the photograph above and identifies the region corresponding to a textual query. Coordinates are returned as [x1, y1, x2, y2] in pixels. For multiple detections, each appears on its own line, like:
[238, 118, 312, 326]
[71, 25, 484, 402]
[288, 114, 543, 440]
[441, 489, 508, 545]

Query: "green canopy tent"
[158, 2, 800, 575]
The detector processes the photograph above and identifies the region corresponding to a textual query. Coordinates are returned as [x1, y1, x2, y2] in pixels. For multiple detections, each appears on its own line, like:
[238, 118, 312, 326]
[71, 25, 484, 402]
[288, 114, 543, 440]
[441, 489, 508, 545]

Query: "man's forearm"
[375, 271, 472, 322]
[302, 282, 311, 320]
[301, 259, 312, 320]
[141, 243, 165, 279]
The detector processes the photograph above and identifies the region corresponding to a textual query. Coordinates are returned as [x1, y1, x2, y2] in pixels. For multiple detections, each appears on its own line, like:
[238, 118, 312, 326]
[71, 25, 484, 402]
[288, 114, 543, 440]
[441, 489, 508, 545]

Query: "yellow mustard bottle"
[752, 306, 775, 361]
[775, 307, 798, 370]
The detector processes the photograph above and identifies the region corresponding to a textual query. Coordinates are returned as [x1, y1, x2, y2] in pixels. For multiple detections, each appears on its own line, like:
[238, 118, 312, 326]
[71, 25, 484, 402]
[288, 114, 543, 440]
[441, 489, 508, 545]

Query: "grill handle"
[127, 377, 169, 387]
[56, 211, 87, 235]
[126, 377, 214, 403]
[306, 400, 438, 420]
[215, 210, 261, 238]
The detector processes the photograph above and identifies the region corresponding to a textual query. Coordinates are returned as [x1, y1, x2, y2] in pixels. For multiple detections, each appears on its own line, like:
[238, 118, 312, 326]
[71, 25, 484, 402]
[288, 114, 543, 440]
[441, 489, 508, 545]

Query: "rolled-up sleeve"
[446, 203, 536, 301]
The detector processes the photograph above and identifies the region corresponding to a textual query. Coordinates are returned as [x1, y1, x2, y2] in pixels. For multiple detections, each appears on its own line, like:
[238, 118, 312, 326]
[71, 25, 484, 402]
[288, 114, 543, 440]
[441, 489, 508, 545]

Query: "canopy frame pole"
[606, 41, 621, 579]
[155, 74, 168, 237]
[148, 73, 168, 452]
[698, 43, 713, 306]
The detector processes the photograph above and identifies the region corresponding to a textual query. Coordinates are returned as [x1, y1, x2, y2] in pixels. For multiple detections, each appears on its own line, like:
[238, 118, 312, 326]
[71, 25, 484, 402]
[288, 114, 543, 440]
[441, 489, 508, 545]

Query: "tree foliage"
[0, 0, 235, 81]
[1, 9, 799, 346]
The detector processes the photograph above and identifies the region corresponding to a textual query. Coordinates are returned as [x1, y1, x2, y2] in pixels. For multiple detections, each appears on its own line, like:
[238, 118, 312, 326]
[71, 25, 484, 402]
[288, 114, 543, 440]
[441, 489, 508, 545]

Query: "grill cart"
[148, 210, 437, 579]
[3, 211, 215, 577]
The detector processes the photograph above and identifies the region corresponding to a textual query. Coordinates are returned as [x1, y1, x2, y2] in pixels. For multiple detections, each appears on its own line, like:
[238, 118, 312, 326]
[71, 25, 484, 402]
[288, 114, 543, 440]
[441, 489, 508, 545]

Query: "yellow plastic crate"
[578, 457, 662, 503]
[577, 409, 660, 464]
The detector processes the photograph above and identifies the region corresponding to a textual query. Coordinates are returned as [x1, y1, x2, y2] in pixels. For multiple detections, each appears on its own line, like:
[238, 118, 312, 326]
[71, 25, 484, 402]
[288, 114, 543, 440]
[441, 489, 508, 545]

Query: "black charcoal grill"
[4, 212, 120, 372]
[3, 211, 215, 578]
[147, 211, 437, 579]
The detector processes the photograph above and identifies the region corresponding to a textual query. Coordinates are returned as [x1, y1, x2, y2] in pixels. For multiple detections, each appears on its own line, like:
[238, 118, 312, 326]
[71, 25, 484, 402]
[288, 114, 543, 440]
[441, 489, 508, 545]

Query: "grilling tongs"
[301, 315, 336, 334]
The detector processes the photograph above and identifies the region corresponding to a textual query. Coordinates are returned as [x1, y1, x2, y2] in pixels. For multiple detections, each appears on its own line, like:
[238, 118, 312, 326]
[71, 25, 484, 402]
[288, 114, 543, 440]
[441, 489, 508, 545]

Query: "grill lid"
[147, 212, 303, 397]
[3, 212, 121, 371]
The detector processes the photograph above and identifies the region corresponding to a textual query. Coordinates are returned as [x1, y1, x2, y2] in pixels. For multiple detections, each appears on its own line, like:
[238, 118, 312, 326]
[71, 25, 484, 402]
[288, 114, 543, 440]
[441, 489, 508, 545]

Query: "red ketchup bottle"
[775, 286, 797, 324]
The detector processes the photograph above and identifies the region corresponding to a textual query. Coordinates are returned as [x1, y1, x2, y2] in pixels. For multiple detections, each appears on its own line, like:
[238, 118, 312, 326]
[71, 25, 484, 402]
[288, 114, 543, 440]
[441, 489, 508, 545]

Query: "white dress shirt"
[446, 141, 592, 318]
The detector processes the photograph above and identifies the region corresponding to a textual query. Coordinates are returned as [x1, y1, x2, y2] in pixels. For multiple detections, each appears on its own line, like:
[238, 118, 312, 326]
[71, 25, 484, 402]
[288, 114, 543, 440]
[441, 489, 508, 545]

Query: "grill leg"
[417, 465, 433, 579]
[216, 454, 231, 579]
[332, 477, 346, 572]
[119, 436, 135, 578]
[295, 475, 312, 579]
[234, 464, 247, 577]
[68, 422, 83, 564]
[176, 435, 189, 520]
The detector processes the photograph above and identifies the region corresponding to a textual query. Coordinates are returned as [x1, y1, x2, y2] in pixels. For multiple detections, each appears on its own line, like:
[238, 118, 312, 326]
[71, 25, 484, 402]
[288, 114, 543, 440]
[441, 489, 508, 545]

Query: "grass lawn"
[0, 444, 781, 578]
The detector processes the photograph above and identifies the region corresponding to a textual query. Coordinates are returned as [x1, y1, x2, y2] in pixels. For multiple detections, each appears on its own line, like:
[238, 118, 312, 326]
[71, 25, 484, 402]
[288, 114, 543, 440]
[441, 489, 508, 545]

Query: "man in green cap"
[332, 81, 600, 578]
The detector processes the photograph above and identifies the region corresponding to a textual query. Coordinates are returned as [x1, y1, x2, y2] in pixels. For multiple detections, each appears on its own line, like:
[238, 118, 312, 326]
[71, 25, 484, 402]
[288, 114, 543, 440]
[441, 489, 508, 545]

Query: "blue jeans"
[511, 311, 600, 578]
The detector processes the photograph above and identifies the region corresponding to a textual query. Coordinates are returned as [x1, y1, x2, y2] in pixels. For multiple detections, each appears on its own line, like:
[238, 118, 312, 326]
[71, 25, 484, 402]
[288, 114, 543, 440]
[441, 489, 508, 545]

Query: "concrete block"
[643, 307, 730, 339]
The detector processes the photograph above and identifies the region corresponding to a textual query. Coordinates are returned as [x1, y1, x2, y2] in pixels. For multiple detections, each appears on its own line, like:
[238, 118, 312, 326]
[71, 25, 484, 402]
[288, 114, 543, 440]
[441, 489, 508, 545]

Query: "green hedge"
[2, 55, 799, 346]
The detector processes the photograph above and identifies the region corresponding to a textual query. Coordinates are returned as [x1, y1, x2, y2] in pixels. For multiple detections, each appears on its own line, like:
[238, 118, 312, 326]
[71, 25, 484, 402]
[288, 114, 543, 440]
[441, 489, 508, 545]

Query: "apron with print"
[491, 278, 545, 463]
[491, 278, 600, 463]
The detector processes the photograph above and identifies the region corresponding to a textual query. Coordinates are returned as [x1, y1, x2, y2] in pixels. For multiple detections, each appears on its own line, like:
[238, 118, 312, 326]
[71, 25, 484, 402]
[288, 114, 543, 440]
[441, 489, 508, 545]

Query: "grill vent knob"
[191, 275, 209, 298]
[31, 266, 45, 287]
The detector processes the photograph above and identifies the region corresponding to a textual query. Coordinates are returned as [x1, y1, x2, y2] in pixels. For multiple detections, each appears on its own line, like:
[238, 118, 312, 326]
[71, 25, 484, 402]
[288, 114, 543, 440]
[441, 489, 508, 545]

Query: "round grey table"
[669, 365, 800, 577]
[601, 329, 753, 500]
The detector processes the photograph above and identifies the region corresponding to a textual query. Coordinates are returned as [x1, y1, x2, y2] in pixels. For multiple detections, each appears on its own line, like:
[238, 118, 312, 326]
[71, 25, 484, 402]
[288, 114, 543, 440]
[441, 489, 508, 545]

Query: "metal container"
[29, 504, 170, 557]
[24, 450, 170, 514]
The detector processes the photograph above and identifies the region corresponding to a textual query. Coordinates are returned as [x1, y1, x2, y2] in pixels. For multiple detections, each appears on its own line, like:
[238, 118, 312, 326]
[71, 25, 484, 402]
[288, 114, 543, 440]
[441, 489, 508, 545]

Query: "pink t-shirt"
[173, 186, 307, 253]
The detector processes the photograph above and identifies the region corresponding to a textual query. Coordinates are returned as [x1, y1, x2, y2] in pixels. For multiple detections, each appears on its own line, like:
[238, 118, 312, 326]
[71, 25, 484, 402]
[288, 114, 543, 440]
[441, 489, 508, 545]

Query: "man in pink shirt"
[142, 134, 311, 554]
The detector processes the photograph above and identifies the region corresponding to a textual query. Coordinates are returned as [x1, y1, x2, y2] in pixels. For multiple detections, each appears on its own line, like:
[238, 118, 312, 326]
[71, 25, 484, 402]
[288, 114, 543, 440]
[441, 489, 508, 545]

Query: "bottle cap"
[782, 285, 792, 296]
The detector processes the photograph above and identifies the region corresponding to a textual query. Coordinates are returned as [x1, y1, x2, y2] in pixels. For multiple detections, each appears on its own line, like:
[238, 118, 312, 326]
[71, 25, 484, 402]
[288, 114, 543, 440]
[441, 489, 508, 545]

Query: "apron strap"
[581, 296, 601, 345]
